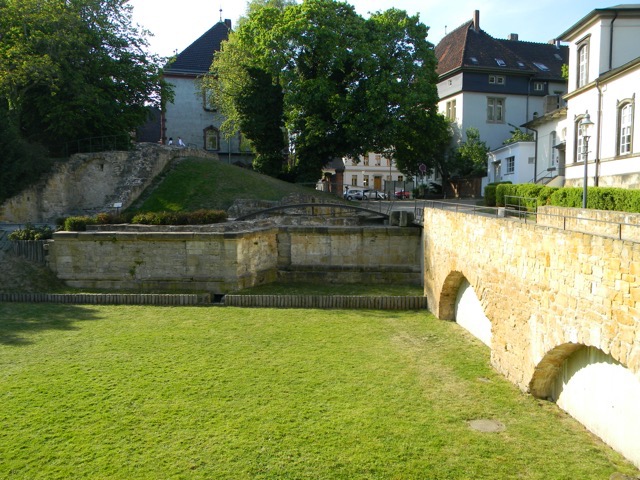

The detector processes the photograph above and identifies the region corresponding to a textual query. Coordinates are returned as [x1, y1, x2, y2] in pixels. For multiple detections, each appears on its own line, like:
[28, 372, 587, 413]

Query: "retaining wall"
[48, 225, 422, 293]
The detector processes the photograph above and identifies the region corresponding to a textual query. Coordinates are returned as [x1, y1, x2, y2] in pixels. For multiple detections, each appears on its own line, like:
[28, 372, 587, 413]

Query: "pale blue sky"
[129, 0, 616, 58]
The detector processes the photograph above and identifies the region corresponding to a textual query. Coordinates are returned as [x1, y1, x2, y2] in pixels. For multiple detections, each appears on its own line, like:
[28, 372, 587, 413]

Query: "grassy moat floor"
[1, 302, 637, 479]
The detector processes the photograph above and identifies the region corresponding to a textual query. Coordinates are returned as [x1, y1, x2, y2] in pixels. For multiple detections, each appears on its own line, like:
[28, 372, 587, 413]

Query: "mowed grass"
[133, 157, 335, 212]
[1, 304, 636, 479]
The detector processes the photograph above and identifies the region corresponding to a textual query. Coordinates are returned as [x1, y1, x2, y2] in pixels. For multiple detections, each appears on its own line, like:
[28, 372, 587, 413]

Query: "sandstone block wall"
[0, 144, 216, 223]
[538, 206, 640, 242]
[48, 226, 422, 293]
[423, 208, 640, 393]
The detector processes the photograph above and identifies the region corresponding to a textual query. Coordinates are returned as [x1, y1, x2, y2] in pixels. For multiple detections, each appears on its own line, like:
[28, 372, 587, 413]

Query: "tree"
[503, 127, 534, 145]
[206, 0, 446, 182]
[0, 0, 169, 154]
[449, 127, 489, 178]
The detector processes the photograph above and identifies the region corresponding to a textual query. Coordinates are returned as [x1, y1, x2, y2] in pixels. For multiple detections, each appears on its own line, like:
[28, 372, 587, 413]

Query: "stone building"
[162, 19, 252, 164]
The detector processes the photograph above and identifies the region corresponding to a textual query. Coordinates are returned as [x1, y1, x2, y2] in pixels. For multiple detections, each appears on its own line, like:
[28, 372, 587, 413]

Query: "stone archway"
[530, 343, 640, 468]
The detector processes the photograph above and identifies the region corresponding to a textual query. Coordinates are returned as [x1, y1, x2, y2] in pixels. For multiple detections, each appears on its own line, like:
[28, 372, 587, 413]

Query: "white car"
[364, 190, 387, 200]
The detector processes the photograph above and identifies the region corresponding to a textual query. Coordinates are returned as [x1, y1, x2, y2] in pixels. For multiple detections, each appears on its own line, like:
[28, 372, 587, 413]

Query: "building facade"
[559, 5, 640, 189]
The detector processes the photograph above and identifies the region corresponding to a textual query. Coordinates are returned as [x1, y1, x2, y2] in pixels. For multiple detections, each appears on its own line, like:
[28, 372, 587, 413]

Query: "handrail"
[417, 200, 640, 243]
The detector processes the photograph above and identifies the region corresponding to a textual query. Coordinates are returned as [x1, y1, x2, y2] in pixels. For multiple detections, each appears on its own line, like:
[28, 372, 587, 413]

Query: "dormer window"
[533, 62, 549, 71]
[517, 61, 526, 68]
[469, 57, 479, 64]
[495, 58, 506, 67]
[554, 53, 563, 61]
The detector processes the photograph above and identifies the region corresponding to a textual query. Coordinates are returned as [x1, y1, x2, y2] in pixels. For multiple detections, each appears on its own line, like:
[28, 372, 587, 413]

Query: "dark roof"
[164, 20, 231, 75]
[435, 20, 568, 81]
[559, 4, 640, 40]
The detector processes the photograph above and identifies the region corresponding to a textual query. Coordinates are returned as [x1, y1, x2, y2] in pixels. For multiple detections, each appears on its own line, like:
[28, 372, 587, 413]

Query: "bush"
[484, 182, 511, 207]
[63, 216, 95, 231]
[131, 210, 228, 225]
[8, 224, 54, 241]
[95, 211, 134, 224]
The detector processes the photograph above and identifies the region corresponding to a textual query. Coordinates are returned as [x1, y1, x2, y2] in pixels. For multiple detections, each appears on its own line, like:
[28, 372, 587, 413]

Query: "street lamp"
[580, 111, 594, 208]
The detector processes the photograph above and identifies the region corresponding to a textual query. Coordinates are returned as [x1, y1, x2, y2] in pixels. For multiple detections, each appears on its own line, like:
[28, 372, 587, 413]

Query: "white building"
[342, 153, 409, 195]
[559, 5, 640, 188]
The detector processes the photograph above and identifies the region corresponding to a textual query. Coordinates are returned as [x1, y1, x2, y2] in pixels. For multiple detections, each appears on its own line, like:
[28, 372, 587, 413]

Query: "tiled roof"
[164, 21, 230, 75]
[435, 20, 568, 80]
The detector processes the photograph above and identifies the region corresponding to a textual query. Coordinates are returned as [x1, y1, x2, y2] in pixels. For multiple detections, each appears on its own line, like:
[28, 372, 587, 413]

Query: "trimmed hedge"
[484, 182, 511, 207]
[493, 184, 640, 213]
[60, 209, 228, 231]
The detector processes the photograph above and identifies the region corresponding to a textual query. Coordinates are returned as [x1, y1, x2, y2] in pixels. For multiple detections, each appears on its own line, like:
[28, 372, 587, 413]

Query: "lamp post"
[580, 111, 594, 209]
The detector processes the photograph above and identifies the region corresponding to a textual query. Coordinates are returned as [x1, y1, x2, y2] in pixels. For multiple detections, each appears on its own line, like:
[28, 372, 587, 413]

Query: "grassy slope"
[1, 303, 637, 479]
[132, 157, 336, 212]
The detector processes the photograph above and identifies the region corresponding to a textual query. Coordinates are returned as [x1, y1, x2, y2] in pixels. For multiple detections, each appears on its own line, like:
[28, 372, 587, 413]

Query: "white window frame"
[505, 156, 515, 174]
[489, 75, 505, 85]
[578, 42, 589, 88]
[618, 102, 633, 155]
[446, 99, 457, 121]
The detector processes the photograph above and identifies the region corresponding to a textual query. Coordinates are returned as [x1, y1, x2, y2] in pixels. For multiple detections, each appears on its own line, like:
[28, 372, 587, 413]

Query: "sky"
[128, 0, 616, 58]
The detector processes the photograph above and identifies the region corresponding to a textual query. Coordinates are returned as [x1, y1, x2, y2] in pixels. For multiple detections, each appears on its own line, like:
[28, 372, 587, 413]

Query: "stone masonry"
[422, 207, 640, 395]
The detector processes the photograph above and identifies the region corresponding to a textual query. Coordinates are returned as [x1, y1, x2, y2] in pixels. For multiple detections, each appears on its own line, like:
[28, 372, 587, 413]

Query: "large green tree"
[0, 0, 168, 154]
[206, 0, 448, 182]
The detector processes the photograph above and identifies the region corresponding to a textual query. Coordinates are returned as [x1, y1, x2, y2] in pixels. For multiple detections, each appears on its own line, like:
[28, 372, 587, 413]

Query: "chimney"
[508, 33, 519, 41]
[224, 18, 232, 30]
[473, 10, 480, 32]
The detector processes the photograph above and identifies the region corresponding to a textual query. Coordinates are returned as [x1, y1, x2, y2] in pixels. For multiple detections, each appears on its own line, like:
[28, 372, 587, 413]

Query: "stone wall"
[48, 225, 422, 293]
[538, 205, 640, 242]
[0, 144, 216, 223]
[423, 208, 640, 392]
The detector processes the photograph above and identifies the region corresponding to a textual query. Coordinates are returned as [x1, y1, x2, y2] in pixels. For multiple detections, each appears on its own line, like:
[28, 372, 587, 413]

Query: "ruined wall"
[48, 225, 422, 293]
[0, 144, 217, 223]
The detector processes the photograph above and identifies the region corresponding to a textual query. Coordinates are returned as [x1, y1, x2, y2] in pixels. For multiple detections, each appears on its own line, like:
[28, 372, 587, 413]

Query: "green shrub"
[548, 187, 583, 208]
[484, 182, 511, 207]
[8, 224, 54, 241]
[130, 210, 227, 225]
[63, 216, 95, 231]
[95, 211, 134, 224]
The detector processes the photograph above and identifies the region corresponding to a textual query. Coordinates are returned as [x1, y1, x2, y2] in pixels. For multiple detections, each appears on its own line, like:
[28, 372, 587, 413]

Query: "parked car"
[394, 190, 411, 199]
[363, 189, 388, 200]
[344, 189, 364, 200]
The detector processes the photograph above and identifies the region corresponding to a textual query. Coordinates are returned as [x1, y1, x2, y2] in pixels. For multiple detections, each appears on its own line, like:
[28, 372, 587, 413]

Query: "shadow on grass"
[0, 303, 101, 347]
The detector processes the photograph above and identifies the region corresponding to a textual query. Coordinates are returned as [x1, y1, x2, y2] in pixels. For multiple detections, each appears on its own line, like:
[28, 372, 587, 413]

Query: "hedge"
[60, 209, 228, 231]
[492, 184, 640, 213]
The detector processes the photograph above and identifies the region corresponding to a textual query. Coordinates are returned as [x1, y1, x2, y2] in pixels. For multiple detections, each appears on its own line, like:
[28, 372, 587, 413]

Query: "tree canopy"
[0, 0, 168, 155]
[205, 0, 449, 181]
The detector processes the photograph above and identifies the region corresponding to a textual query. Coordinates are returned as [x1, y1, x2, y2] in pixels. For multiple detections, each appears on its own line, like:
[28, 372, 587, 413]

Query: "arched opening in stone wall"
[438, 272, 491, 347]
[454, 278, 492, 347]
[531, 344, 640, 469]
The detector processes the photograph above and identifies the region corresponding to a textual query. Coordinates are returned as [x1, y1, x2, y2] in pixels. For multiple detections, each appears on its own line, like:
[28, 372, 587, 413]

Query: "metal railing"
[51, 134, 133, 157]
[416, 200, 640, 243]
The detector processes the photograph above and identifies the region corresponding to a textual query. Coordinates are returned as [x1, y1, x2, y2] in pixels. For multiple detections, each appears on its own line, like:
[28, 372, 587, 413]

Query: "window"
[495, 58, 506, 67]
[549, 131, 556, 165]
[505, 156, 515, 174]
[619, 102, 633, 155]
[363, 175, 369, 187]
[386, 157, 391, 167]
[533, 62, 549, 72]
[446, 100, 457, 120]
[534, 82, 544, 92]
[469, 57, 479, 64]
[575, 117, 588, 163]
[397, 175, 403, 182]
[578, 43, 589, 88]
[375, 154, 382, 166]
[363, 155, 369, 166]
[528, 157, 535, 165]
[204, 126, 219, 151]
[351, 175, 358, 186]
[487, 97, 505, 123]
[489, 75, 505, 85]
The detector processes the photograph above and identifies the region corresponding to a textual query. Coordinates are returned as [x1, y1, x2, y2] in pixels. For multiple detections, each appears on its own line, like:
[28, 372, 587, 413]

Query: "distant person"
[177, 137, 185, 147]
[168, 137, 173, 145]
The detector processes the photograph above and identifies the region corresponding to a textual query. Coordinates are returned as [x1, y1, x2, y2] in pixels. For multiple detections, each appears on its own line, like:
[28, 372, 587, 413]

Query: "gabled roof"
[435, 18, 568, 81]
[164, 20, 231, 76]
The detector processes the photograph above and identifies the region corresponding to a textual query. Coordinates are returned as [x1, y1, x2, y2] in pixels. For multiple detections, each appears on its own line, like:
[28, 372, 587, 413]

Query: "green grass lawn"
[132, 157, 337, 212]
[1, 303, 636, 479]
